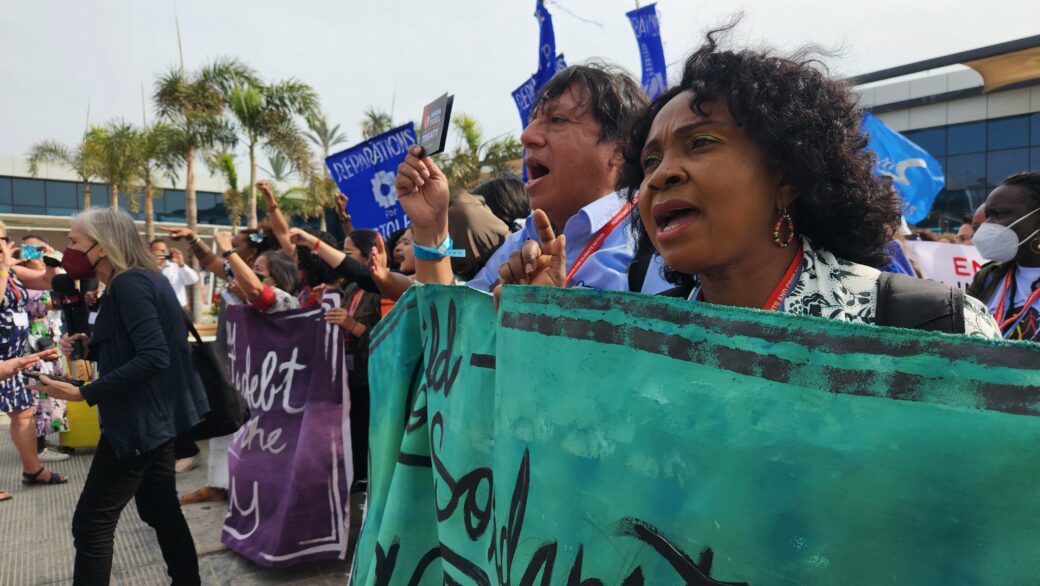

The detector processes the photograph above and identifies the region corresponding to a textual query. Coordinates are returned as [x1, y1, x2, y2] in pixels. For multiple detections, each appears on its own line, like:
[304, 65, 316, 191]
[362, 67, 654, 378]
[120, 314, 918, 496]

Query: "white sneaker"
[38, 448, 71, 463]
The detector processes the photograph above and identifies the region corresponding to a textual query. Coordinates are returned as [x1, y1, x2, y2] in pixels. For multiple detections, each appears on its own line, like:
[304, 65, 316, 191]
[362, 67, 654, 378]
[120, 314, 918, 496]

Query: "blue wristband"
[413, 234, 465, 261]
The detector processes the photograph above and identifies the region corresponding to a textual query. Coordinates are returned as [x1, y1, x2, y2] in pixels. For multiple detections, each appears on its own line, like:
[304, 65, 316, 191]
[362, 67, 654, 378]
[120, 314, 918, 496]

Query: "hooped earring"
[772, 207, 795, 248]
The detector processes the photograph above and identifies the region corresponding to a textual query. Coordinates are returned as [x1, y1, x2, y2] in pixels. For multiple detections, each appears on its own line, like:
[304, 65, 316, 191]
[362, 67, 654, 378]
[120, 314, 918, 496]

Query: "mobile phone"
[163, 252, 174, 260]
[22, 370, 84, 387]
[21, 245, 44, 261]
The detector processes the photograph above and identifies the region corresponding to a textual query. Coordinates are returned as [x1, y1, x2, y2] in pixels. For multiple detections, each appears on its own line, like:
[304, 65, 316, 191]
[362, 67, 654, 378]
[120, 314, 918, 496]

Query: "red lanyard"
[6, 273, 22, 307]
[347, 289, 365, 318]
[343, 289, 365, 342]
[564, 200, 634, 287]
[690, 248, 804, 311]
[762, 249, 804, 311]
[994, 269, 1040, 330]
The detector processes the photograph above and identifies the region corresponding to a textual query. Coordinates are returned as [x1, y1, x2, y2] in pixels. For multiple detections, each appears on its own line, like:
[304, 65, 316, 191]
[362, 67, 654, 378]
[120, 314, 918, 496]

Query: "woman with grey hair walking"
[32, 207, 208, 585]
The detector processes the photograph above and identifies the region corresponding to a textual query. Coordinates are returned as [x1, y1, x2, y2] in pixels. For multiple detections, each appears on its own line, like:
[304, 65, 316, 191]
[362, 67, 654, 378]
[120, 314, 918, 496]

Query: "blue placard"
[325, 123, 416, 238]
[626, 4, 668, 99]
[861, 112, 945, 225]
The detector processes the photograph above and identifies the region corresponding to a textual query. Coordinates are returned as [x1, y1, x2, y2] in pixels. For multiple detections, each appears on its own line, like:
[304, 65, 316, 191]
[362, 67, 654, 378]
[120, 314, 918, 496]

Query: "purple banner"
[221, 294, 352, 568]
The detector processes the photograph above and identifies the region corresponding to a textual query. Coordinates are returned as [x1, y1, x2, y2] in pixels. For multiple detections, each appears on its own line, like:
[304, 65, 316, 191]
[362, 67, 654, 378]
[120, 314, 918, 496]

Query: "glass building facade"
[0, 176, 321, 230]
[904, 112, 1040, 231]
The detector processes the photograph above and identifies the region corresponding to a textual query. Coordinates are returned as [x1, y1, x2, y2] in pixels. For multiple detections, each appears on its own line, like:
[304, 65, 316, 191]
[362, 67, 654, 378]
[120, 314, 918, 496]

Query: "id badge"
[12, 311, 29, 328]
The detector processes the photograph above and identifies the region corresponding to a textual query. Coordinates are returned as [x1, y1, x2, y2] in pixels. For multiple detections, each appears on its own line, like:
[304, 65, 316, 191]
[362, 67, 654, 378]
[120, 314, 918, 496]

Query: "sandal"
[22, 467, 68, 486]
[179, 486, 227, 505]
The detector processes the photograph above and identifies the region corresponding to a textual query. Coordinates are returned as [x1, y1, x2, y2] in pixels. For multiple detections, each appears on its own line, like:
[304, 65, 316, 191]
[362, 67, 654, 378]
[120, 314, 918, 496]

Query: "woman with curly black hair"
[503, 28, 1000, 336]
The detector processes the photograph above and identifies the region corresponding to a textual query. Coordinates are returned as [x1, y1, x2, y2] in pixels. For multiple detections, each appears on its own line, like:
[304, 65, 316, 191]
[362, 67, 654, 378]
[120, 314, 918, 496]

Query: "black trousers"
[173, 434, 200, 460]
[72, 435, 200, 585]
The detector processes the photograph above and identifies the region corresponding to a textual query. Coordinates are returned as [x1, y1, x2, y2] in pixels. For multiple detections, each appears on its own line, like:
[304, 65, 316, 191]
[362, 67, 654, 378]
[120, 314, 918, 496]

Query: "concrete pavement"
[0, 415, 354, 585]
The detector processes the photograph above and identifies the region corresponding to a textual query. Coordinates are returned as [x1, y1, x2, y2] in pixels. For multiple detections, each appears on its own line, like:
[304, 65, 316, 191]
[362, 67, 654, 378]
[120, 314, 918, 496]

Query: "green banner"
[355, 285, 1040, 585]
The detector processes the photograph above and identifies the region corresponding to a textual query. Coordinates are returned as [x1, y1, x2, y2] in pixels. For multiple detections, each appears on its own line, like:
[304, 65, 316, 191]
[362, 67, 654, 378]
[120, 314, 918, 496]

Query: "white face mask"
[972, 207, 1040, 262]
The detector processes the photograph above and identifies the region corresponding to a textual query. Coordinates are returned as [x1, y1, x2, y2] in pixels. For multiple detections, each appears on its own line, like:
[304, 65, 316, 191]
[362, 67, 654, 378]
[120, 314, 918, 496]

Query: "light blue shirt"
[467, 192, 636, 292]
[640, 253, 673, 295]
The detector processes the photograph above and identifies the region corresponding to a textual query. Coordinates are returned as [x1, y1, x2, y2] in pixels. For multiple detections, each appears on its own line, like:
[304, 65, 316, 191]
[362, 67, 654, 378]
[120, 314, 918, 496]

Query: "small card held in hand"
[418, 93, 454, 157]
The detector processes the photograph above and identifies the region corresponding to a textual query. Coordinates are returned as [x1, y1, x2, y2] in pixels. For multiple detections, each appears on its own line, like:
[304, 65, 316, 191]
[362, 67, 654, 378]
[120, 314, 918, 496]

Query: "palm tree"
[26, 136, 102, 209]
[88, 121, 142, 209]
[360, 107, 393, 139]
[305, 114, 348, 159]
[439, 114, 523, 190]
[207, 151, 246, 230]
[304, 114, 347, 231]
[260, 152, 295, 183]
[154, 58, 254, 235]
[135, 123, 183, 240]
[227, 79, 320, 228]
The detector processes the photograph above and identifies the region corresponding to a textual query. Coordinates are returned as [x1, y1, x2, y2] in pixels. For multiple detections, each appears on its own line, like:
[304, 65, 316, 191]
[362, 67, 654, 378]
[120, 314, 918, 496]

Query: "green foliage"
[261, 152, 295, 182]
[438, 113, 523, 190]
[26, 137, 102, 186]
[135, 122, 183, 195]
[361, 108, 394, 139]
[153, 58, 253, 228]
[206, 151, 246, 228]
[87, 120, 142, 209]
[305, 114, 348, 160]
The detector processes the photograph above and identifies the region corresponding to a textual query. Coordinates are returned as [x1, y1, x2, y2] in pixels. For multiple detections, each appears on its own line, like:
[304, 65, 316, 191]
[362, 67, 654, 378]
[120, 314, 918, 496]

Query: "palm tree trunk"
[110, 185, 119, 208]
[186, 150, 198, 231]
[82, 182, 92, 209]
[144, 182, 155, 242]
[186, 148, 202, 322]
[247, 143, 258, 229]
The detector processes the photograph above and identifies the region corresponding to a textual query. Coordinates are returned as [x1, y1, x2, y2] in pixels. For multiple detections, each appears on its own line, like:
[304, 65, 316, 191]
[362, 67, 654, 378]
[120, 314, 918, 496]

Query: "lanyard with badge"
[994, 269, 1040, 338]
[343, 289, 366, 371]
[564, 201, 634, 287]
[688, 248, 804, 312]
[6, 273, 30, 329]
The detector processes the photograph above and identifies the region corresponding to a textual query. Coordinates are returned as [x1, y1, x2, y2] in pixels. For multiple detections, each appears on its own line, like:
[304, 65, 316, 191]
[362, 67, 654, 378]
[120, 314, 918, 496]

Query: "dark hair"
[295, 231, 339, 288]
[347, 229, 380, 262]
[470, 176, 530, 230]
[239, 228, 278, 254]
[1001, 171, 1040, 207]
[148, 238, 166, 247]
[385, 227, 409, 271]
[21, 234, 47, 244]
[534, 62, 649, 144]
[259, 251, 299, 294]
[619, 25, 899, 287]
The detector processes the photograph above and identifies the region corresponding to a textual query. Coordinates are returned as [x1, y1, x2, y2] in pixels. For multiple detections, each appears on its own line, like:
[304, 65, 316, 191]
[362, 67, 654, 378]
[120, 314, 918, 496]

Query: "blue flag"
[512, 54, 567, 128]
[324, 123, 416, 238]
[862, 112, 945, 224]
[626, 4, 668, 99]
[535, 1, 557, 84]
[513, 1, 566, 127]
[513, 2, 567, 180]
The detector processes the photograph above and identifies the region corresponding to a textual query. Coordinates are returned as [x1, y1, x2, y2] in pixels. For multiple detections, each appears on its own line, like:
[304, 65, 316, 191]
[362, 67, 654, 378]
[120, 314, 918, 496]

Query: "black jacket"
[80, 269, 209, 458]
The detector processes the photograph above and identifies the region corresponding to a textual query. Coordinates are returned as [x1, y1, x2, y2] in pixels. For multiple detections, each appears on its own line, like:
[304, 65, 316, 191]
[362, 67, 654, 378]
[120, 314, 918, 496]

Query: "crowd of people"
[0, 25, 1038, 585]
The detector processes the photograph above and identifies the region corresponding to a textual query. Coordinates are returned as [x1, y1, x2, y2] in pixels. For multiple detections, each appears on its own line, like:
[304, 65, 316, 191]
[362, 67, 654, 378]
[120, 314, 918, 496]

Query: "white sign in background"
[903, 241, 986, 290]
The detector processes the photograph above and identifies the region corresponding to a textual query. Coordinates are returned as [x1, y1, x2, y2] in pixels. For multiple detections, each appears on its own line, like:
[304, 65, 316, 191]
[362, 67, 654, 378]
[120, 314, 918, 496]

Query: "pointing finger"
[532, 209, 556, 245]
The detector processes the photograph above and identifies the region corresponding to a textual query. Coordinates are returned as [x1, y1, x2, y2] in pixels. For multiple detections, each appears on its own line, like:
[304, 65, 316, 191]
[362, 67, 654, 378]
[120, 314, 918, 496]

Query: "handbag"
[182, 314, 248, 441]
